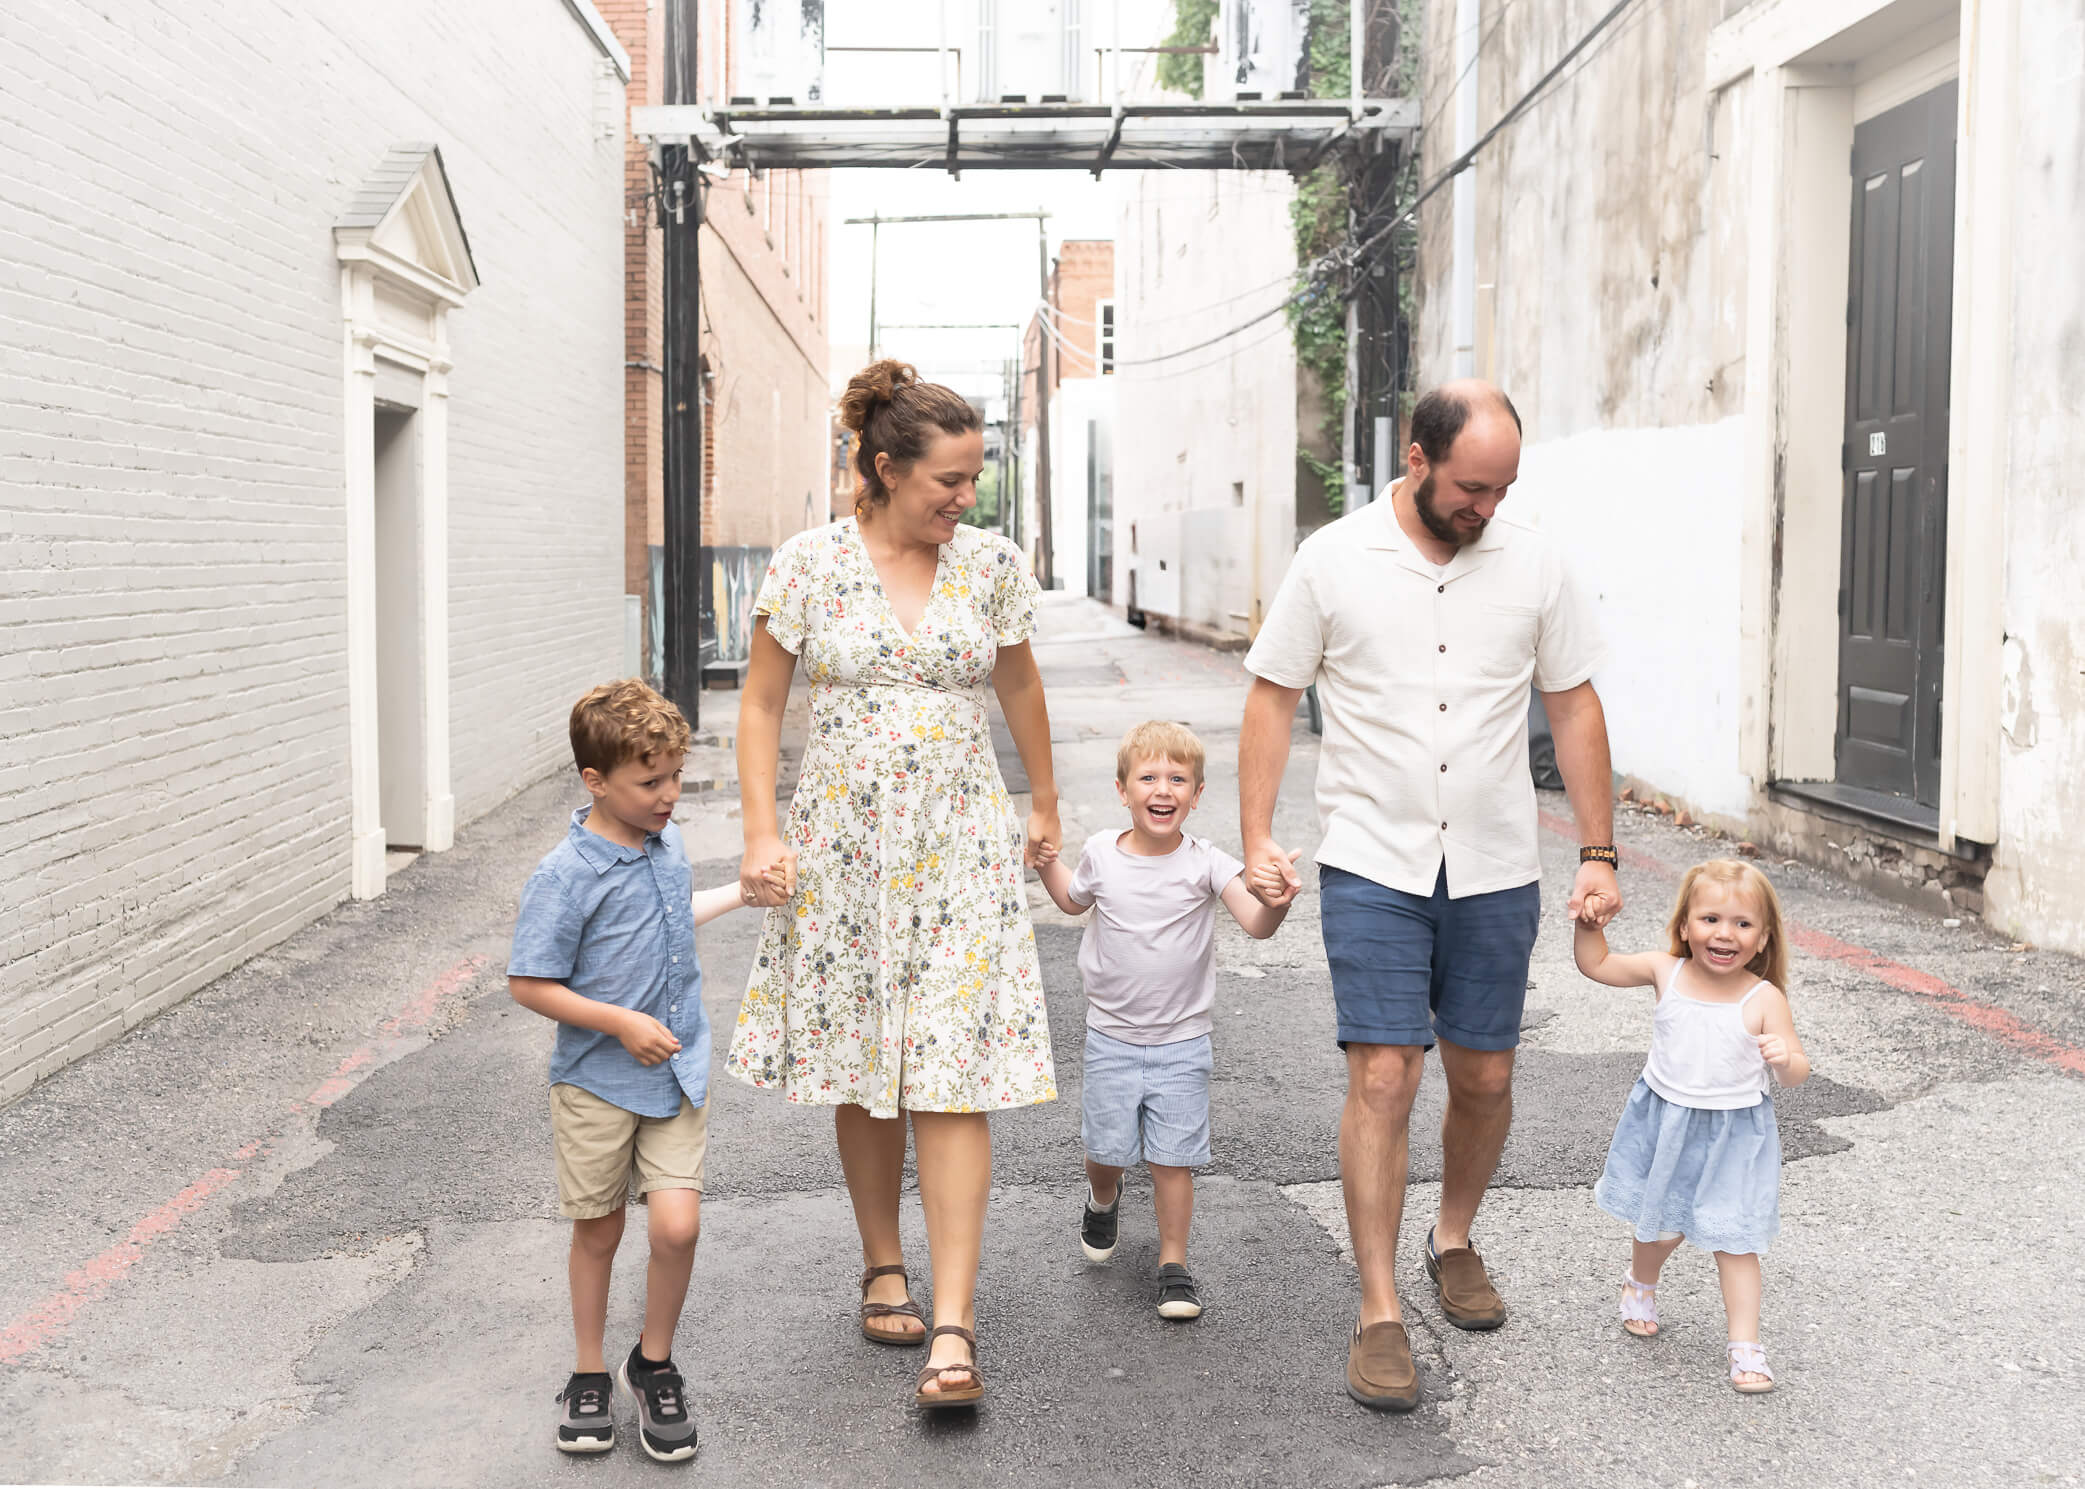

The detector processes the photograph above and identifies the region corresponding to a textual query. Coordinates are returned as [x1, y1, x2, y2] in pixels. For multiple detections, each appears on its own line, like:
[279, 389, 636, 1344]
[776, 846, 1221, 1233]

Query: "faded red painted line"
[0, 953, 489, 1366]
[1541, 810, 2085, 1077]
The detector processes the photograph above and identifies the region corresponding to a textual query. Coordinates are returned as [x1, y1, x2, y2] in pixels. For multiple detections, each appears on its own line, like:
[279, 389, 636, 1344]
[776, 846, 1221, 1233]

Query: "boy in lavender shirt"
[1036, 721, 1296, 1318]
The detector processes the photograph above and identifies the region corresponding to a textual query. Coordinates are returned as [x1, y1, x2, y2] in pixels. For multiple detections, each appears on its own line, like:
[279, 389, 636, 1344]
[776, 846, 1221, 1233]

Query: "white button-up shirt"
[1244, 497, 1605, 899]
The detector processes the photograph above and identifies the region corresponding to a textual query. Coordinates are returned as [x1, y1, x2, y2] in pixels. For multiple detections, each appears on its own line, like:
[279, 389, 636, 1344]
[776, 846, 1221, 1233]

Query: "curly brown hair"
[837, 358, 981, 511]
[568, 678, 690, 778]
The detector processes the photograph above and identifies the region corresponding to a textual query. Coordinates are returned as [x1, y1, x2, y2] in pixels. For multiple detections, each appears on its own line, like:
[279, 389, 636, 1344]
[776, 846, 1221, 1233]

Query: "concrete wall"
[1984, 0, 2085, 946]
[1414, 0, 2085, 951]
[1113, 170, 1301, 641]
[1047, 378, 1115, 598]
[1414, 0, 1751, 803]
[0, 0, 628, 1102]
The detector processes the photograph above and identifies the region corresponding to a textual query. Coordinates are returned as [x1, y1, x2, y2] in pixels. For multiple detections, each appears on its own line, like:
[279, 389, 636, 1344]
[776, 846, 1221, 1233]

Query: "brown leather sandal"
[859, 1264, 926, 1346]
[913, 1324, 984, 1410]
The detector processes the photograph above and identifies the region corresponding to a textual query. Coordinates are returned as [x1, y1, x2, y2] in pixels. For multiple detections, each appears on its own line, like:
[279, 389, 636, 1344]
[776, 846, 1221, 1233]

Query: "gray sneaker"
[554, 1372, 615, 1454]
[618, 1346, 698, 1462]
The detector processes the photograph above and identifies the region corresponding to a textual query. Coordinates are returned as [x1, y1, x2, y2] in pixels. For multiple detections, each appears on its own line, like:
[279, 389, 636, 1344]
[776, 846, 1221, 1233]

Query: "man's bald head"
[1401, 380, 1522, 548]
[1410, 380, 1522, 465]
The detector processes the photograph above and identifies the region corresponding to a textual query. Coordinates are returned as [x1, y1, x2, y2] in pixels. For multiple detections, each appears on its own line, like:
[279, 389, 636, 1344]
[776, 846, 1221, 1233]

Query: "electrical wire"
[860, 0, 1643, 376]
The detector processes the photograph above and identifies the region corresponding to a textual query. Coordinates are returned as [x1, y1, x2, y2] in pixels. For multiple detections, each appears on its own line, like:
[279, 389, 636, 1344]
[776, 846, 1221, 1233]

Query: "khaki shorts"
[550, 1083, 708, 1219]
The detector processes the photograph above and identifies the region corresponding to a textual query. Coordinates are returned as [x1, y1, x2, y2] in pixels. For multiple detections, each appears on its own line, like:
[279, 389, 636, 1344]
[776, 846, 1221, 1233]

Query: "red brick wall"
[600, 0, 664, 618]
[1023, 239, 1113, 439]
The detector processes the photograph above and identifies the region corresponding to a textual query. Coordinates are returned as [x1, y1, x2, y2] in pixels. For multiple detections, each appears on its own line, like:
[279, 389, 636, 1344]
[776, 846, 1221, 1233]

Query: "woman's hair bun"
[838, 359, 919, 434]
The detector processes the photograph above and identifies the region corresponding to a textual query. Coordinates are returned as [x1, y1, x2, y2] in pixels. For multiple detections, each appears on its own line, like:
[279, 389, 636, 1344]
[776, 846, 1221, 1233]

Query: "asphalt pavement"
[3, 593, 2081, 1489]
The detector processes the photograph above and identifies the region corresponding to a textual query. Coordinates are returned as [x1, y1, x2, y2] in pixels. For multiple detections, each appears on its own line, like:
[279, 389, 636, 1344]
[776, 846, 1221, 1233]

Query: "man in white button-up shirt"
[1238, 381, 1622, 1411]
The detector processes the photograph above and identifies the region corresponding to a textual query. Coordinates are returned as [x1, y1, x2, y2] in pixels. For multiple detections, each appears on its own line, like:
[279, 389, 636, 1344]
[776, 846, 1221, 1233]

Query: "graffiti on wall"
[700, 544, 774, 668]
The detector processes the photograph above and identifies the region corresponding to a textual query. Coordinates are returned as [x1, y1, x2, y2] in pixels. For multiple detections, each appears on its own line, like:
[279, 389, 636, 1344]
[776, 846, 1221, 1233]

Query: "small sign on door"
[1869, 432, 1887, 456]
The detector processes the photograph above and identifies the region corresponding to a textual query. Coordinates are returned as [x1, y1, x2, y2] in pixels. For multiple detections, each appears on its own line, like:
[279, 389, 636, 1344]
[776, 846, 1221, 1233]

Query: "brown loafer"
[1346, 1320, 1420, 1411]
[1425, 1230, 1507, 1330]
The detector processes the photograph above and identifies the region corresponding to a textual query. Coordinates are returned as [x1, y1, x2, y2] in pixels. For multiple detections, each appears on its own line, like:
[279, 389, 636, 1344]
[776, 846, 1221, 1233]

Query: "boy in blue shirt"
[508, 679, 782, 1460]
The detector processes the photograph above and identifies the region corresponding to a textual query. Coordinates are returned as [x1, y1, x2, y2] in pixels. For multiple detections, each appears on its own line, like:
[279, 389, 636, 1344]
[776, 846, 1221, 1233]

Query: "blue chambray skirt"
[1593, 1077, 1781, 1256]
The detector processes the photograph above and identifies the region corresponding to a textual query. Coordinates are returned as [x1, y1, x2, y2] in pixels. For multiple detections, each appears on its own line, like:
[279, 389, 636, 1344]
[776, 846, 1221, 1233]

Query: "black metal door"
[1837, 83, 1956, 806]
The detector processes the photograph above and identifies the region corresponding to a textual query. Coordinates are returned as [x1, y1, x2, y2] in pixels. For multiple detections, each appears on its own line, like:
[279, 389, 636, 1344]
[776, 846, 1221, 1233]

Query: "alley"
[4, 596, 2083, 1489]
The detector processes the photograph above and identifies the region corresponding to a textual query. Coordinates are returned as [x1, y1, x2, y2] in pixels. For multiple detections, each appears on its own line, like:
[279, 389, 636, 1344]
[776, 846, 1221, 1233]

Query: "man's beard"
[1412, 471, 1484, 547]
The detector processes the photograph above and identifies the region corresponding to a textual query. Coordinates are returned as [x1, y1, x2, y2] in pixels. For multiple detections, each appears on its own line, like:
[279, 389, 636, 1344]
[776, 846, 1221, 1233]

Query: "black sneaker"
[1080, 1184, 1120, 1262]
[553, 1372, 615, 1455]
[1156, 1263, 1203, 1320]
[618, 1346, 698, 1462]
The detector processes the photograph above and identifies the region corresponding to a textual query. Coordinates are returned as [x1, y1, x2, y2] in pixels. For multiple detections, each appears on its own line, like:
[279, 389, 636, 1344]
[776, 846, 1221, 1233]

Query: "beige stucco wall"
[1415, 0, 2085, 952]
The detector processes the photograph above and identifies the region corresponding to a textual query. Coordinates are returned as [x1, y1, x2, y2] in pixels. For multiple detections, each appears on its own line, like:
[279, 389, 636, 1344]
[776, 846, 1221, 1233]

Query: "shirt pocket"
[1472, 602, 1540, 679]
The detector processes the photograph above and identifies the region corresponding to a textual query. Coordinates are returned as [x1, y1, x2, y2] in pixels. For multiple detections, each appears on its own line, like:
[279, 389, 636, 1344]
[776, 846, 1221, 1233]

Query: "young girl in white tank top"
[1575, 859, 1811, 1393]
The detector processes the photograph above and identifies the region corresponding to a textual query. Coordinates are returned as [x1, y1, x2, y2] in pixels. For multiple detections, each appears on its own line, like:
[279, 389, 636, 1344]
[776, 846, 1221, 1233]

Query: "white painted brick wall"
[0, 0, 626, 1103]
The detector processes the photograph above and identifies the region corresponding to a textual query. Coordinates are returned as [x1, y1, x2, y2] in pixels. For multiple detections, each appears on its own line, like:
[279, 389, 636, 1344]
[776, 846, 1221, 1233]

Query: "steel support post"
[661, 0, 704, 721]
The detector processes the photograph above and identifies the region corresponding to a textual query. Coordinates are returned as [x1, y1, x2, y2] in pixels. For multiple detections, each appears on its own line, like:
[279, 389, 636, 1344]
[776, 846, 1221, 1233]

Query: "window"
[1097, 299, 1115, 375]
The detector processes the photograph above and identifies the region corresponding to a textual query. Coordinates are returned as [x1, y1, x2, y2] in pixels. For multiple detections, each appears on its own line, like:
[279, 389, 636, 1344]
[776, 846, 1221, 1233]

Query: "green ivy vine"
[1156, 0, 1220, 98]
[1290, 0, 1354, 509]
[1159, 0, 1419, 517]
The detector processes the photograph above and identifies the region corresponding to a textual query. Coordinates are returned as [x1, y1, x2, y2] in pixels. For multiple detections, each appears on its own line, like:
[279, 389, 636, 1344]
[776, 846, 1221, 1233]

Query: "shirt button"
[1441, 821, 1449, 830]
[670, 1004, 679, 1014]
[672, 955, 679, 963]
[1440, 763, 1448, 772]
[1438, 702, 1447, 712]
[1437, 584, 1445, 594]
[1438, 643, 1447, 653]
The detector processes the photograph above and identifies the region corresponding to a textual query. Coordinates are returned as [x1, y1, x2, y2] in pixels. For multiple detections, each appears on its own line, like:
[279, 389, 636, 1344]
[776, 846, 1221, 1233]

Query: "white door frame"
[1712, 0, 2010, 850]
[334, 150, 478, 898]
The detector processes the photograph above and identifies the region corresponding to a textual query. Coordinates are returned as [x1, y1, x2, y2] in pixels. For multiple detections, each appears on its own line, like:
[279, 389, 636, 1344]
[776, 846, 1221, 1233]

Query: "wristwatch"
[1579, 845, 1619, 867]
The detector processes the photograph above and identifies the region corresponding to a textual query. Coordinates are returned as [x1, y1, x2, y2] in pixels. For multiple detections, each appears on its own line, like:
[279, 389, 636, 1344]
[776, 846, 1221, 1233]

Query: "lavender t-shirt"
[1068, 831, 1245, 1046]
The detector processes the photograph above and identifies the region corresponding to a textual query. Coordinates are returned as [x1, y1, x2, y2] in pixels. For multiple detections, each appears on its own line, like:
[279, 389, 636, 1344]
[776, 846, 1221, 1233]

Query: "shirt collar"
[566, 804, 654, 874]
[1360, 483, 1507, 575]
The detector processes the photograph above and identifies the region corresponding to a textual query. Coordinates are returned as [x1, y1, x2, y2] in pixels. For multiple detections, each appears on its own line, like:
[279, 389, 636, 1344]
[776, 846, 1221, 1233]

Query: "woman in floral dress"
[731, 360, 1060, 1410]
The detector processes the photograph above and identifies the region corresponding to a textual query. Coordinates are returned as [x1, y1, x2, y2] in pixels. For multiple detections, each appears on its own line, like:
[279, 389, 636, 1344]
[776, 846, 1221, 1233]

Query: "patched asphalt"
[2, 594, 2080, 1488]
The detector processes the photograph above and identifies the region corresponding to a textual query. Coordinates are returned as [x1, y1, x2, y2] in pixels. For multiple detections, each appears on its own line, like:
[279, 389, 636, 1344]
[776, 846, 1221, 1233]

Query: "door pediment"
[335, 143, 480, 307]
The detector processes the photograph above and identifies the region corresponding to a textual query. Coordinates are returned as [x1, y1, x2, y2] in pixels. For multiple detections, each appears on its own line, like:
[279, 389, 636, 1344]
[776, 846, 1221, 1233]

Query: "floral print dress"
[727, 518, 1058, 1118]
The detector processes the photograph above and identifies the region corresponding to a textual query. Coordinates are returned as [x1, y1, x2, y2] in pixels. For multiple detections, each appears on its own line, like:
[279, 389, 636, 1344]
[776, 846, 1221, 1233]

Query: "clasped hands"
[739, 837, 799, 908]
[1569, 860, 1623, 928]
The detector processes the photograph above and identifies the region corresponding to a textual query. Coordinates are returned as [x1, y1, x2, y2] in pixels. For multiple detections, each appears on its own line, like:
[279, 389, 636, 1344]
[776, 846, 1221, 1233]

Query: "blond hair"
[568, 679, 690, 778]
[1664, 859, 1789, 991]
[1116, 721, 1206, 784]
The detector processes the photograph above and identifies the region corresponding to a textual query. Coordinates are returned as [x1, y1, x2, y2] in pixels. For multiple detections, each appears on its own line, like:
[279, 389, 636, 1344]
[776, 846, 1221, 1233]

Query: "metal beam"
[632, 99, 1417, 176]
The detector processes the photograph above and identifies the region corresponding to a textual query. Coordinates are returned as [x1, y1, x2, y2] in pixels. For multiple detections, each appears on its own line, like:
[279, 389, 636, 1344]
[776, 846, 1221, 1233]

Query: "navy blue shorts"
[1319, 864, 1541, 1052]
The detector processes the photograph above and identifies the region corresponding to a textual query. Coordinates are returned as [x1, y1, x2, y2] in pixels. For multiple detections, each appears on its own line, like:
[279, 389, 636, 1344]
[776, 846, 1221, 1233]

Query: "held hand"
[741, 837, 795, 908]
[1247, 838, 1303, 907]
[618, 1010, 682, 1066]
[1032, 840, 1061, 869]
[1569, 861, 1622, 927]
[1756, 1033, 1790, 1069]
[1025, 804, 1061, 869]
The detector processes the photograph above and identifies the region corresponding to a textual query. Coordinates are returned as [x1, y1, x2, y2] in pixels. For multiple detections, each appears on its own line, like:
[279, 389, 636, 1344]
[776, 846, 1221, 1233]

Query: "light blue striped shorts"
[1080, 1026, 1213, 1168]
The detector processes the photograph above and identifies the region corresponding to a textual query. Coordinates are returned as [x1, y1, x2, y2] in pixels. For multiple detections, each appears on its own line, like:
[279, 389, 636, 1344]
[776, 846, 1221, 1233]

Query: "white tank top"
[1641, 960, 1770, 1110]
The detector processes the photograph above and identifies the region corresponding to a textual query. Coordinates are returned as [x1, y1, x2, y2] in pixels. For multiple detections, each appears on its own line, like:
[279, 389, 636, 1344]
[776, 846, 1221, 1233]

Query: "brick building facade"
[0, 0, 632, 1103]
[1022, 240, 1116, 593]
[600, 1, 831, 681]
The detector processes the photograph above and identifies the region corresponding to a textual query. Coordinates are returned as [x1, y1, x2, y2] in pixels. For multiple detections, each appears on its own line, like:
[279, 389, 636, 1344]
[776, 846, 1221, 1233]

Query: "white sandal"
[1618, 1274, 1658, 1337]
[1727, 1340, 1775, 1393]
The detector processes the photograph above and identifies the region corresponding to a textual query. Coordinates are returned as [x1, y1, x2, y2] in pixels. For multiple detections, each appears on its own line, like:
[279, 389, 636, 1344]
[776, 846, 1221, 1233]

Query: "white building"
[1020, 239, 1119, 594]
[1111, 170, 1316, 641]
[1, 0, 633, 1102]
[1415, 0, 2085, 949]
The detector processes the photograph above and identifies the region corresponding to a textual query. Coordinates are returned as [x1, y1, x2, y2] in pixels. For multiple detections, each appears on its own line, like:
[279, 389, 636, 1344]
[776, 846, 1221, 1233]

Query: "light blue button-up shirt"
[508, 806, 709, 1118]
